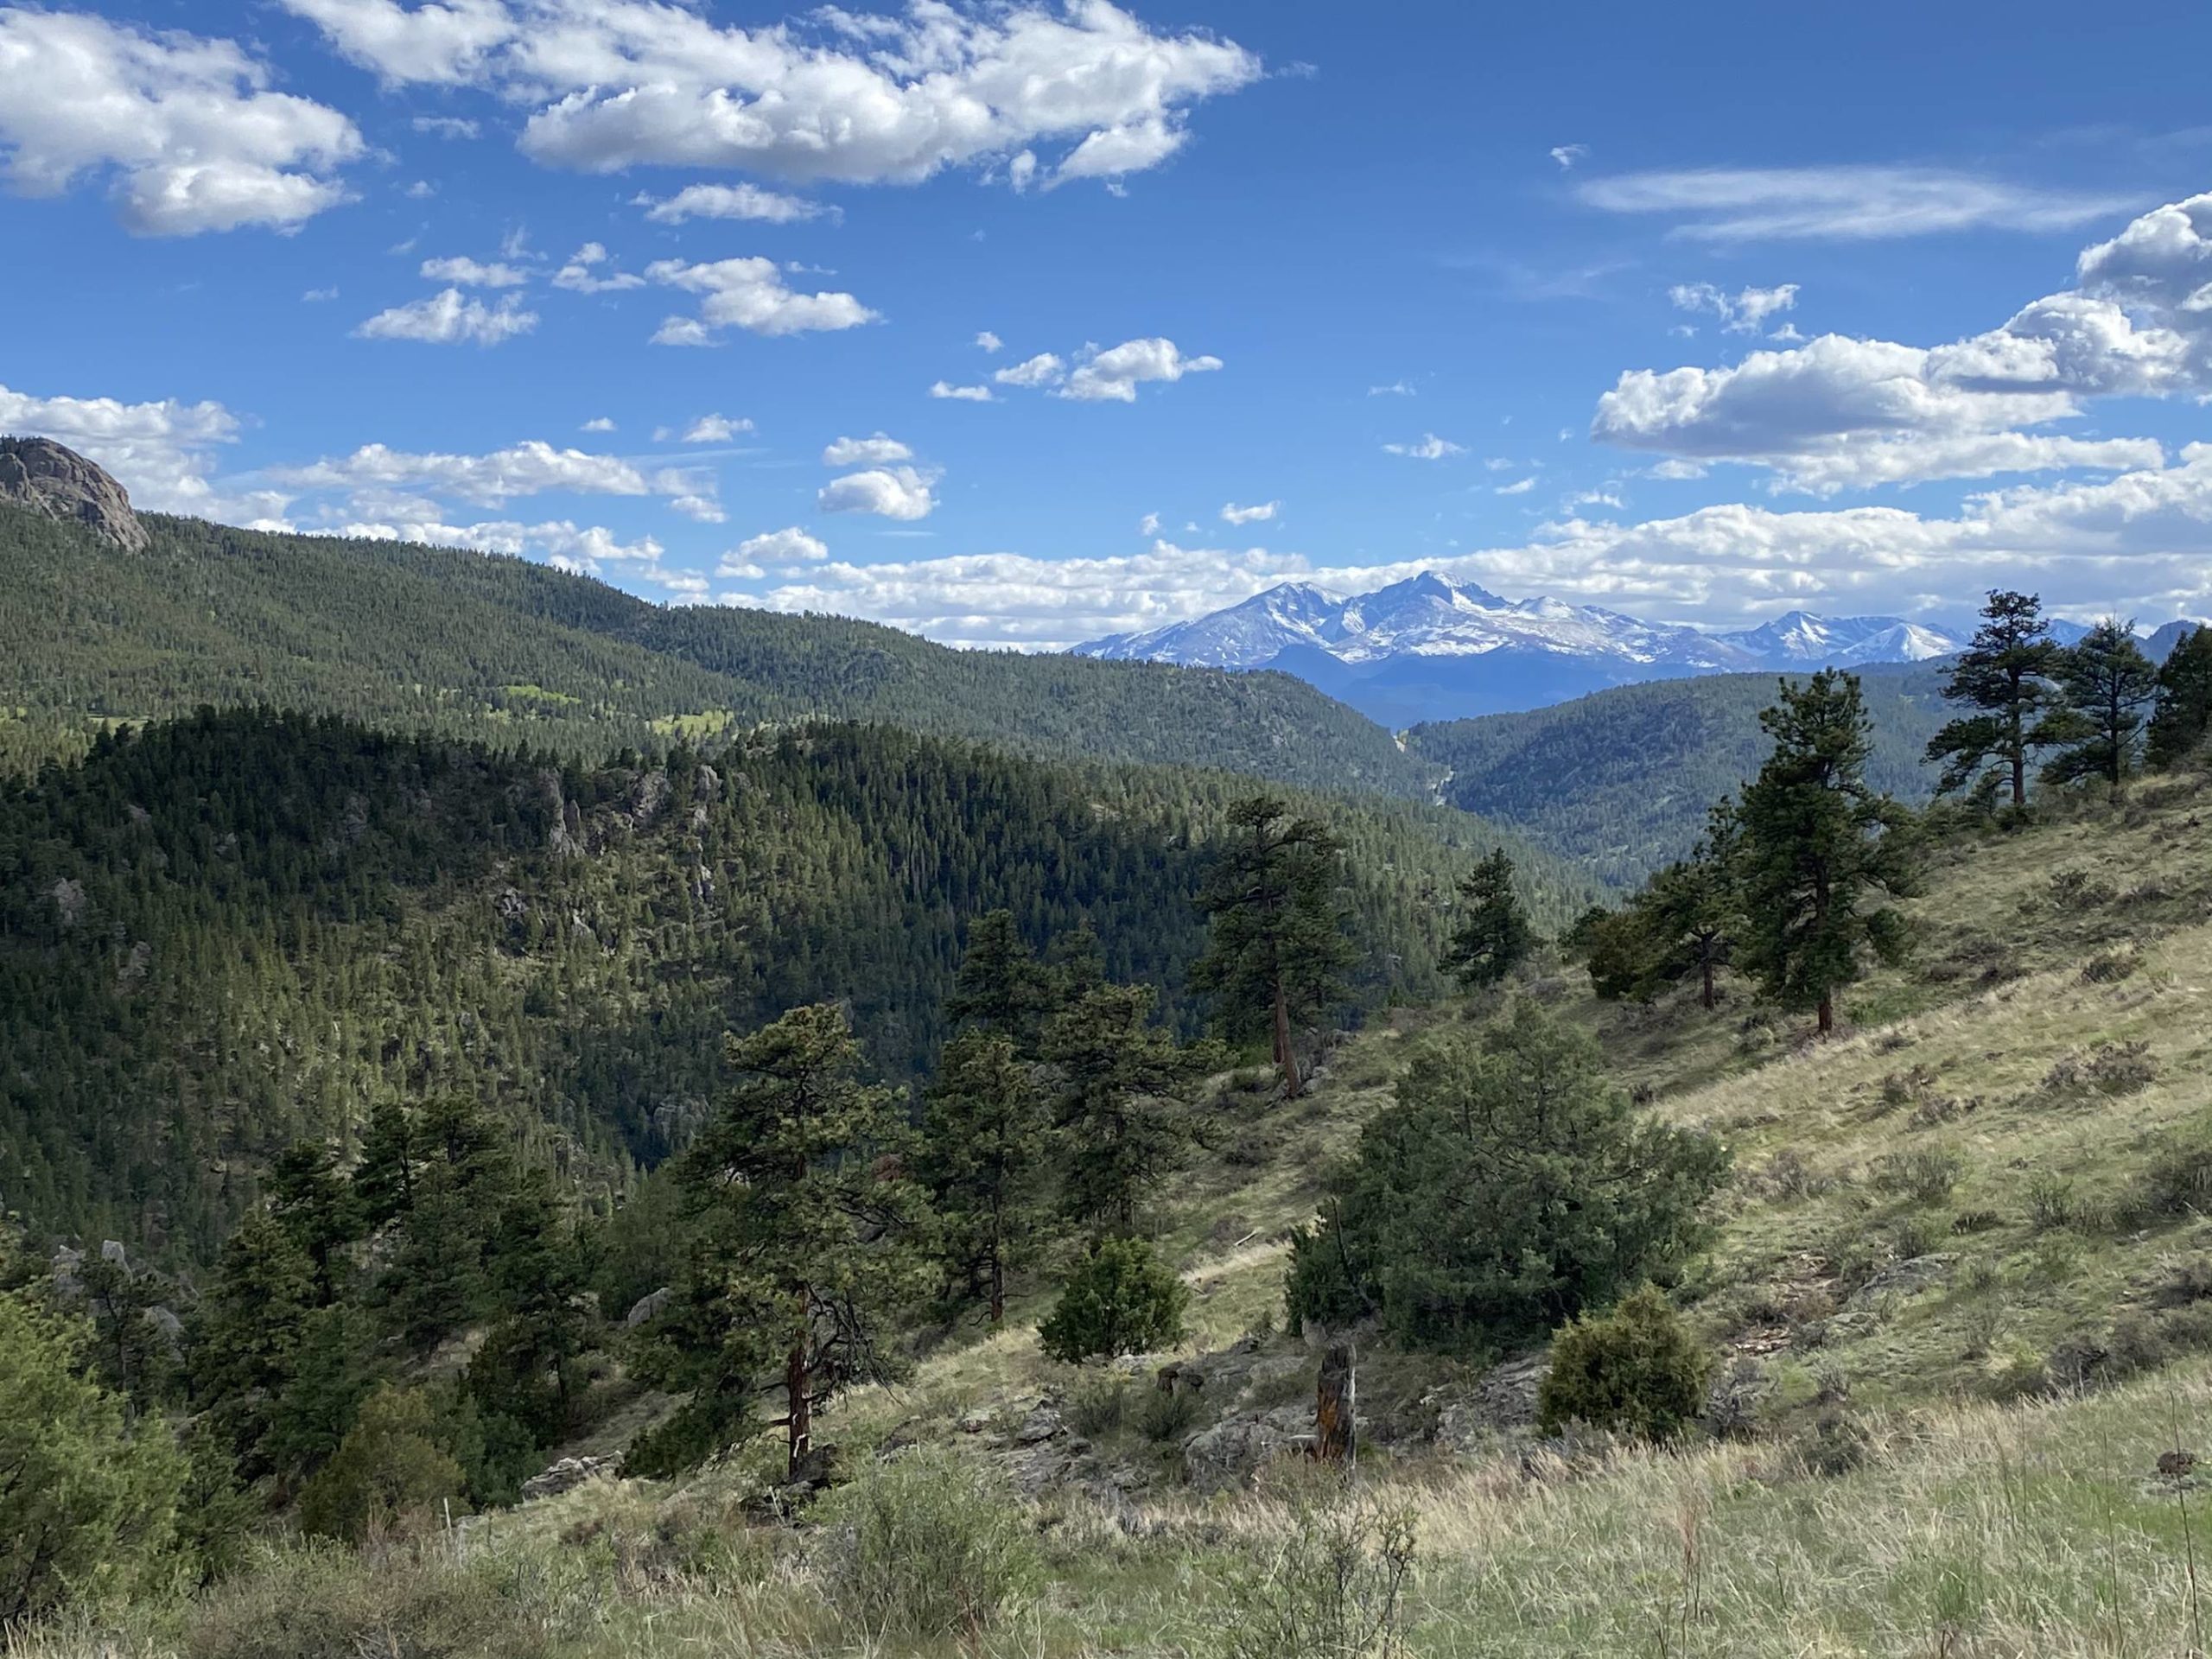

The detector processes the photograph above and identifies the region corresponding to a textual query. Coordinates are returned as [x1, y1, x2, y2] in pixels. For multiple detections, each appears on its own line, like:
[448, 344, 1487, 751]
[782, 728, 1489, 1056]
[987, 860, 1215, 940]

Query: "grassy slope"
[1406, 663, 1949, 885]
[28, 778, 2212, 1659]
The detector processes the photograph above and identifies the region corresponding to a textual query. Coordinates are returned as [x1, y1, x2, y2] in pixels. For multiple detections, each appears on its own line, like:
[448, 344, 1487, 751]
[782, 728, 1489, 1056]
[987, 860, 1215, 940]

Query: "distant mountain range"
[1074, 572, 2194, 724]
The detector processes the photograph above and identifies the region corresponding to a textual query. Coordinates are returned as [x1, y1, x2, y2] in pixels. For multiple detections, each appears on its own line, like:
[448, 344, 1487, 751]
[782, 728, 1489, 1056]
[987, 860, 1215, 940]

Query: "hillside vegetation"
[0, 709, 1588, 1258]
[1407, 664, 1949, 883]
[0, 504, 1431, 798]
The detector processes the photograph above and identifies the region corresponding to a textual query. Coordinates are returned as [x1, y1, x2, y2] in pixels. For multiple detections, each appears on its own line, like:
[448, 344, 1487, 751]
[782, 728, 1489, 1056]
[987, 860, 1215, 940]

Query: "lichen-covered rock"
[624, 1287, 671, 1327]
[0, 436, 149, 550]
[520, 1455, 621, 1502]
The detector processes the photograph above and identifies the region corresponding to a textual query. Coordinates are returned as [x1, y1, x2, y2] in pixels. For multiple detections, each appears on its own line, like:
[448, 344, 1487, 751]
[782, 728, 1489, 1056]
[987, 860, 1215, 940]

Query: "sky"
[4, 0, 2212, 650]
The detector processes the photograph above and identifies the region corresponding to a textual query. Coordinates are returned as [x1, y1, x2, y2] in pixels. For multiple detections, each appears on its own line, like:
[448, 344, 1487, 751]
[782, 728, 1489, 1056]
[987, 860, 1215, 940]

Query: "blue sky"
[4, 0, 2212, 648]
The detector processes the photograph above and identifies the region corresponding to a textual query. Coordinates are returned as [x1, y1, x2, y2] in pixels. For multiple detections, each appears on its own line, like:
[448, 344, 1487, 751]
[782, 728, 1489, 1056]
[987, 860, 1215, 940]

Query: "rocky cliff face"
[0, 435, 150, 551]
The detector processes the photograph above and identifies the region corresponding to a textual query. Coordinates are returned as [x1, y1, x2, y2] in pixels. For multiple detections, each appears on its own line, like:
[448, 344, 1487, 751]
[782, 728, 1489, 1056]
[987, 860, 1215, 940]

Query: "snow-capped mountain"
[1710, 610, 1962, 667]
[1074, 574, 1969, 724]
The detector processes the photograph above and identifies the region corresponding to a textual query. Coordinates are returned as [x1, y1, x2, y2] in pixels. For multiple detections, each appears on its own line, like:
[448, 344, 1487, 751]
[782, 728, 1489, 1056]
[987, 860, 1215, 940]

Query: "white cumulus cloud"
[552, 241, 645, 292]
[726, 526, 827, 569]
[1220, 500, 1277, 524]
[634, 181, 830, 224]
[1668, 281, 1800, 334]
[1058, 338, 1222, 403]
[930, 380, 995, 402]
[0, 8, 362, 234]
[420, 255, 530, 288]
[645, 257, 875, 342]
[817, 465, 938, 520]
[823, 433, 913, 467]
[994, 353, 1065, 389]
[354, 288, 537, 346]
[1382, 433, 1465, 460]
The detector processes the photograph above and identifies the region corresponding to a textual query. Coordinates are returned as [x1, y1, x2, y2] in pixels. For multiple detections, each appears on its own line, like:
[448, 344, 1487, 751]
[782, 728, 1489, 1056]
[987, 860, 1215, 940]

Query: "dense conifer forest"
[0, 707, 1589, 1259]
[0, 505, 1432, 797]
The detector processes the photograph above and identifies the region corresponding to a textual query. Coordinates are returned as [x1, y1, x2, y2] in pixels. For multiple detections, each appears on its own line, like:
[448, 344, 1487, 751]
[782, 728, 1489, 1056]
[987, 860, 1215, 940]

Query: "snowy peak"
[1078, 580, 1344, 668]
[1714, 611, 1963, 665]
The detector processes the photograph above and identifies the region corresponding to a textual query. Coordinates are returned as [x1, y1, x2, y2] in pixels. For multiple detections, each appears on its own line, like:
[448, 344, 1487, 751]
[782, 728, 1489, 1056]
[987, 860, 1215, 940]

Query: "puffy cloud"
[645, 257, 875, 341]
[817, 465, 937, 520]
[657, 412, 752, 443]
[667, 493, 725, 523]
[737, 448, 2212, 649]
[277, 0, 1257, 191]
[726, 526, 827, 569]
[634, 181, 830, 224]
[334, 518, 664, 568]
[823, 433, 912, 467]
[1220, 500, 1277, 524]
[930, 380, 995, 402]
[580, 416, 616, 432]
[994, 352, 1065, 389]
[976, 330, 1003, 353]
[552, 241, 644, 292]
[1382, 433, 1465, 460]
[1592, 193, 2212, 493]
[1058, 337, 1222, 403]
[1138, 512, 1160, 536]
[0, 8, 361, 234]
[1577, 165, 2133, 242]
[1496, 476, 1536, 496]
[420, 255, 530, 287]
[271, 439, 651, 506]
[1549, 143, 1588, 171]
[0, 378, 282, 519]
[1668, 281, 1799, 334]
[354, 288, 538, 346]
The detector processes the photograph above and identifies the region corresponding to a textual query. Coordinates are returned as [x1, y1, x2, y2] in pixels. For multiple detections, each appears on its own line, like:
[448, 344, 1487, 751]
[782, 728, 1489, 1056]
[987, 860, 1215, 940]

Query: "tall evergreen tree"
[663, 1004, 923, 1477]
[2147, 624, 2212, 771]
[351, 1098, 418, 1230]
[1924, 589, 2064, 806]
[1191, 795, 1354, 1094]
[1441, 848, 1533, 989]
[917, 1028, 1051, 1324]
[191, 1209, 317, 1479]
[1735, 671, 1916, 1037]
[944, 909, 1044, 1056]
[1042, 984, 1214, 1237]
[1641, 807, 1741, 1012]
[267, 1141, 359, 1306]
[2043, 620, 2160, 794]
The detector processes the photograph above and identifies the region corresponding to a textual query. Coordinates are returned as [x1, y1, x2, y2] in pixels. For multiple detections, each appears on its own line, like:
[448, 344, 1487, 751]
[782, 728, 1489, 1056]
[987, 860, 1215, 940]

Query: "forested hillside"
[0, 504, 1430, 798]
[0, 709, 1586, 1259]
[1406, 664, 1948, 884]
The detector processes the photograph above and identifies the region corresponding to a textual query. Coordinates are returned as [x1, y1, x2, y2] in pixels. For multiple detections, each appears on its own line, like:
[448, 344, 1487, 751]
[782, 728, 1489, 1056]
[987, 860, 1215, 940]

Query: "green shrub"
[2025, 1173, 2074, 1232]
[1217, 1467, 1417, 1659]
[2139, 1117, 2212, 1219]
[1039, 1238, 1188, 1363]
[1066, 1371, 1130, 1437]
[296, 1385, 468, 1543]
[1870, 1146, 1965, 1205]
[1137, 1384, 1202, 1443]
[0, 1290, 187, 1624]
[1536, 1285, 1712, 1443]
[811, 1447, 1036, 1639]
[182, 1545, 552, 1659]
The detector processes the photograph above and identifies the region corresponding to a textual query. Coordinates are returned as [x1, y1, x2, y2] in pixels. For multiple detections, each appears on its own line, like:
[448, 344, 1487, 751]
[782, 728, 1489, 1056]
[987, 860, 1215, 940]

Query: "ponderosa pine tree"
[1641, 807, 1740, 1011]
[2148, 624, 2212, 770]
[944, 909, 1045, 1055]
[1441, 848, 1533, 989]
[1042, 983, 1214, 1237]
[918, 1028, 1050, 1324]
[267, 1141, 359, 1306]
[1191, 794, 1354, 1095]
[662, 1004, 924, 1477]
[1924, 589, 2065, 807]
[351, 1098, 417, 1230]
[2043, 620, 2160, 794]
[1735, 671, 1916, 1038]
[191, 1208, 317, 1480]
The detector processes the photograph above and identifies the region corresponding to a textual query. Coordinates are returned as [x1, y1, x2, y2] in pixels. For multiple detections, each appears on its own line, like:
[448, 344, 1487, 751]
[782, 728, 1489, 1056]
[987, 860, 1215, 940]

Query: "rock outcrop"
[0, 436, 150, 551]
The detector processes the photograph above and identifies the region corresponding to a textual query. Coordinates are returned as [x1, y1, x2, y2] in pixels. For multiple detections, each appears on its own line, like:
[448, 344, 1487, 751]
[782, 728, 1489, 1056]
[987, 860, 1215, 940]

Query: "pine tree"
[1042, 984, 1213, 1237]
[352, 1097, 417, 1229]
[267, 1141, 360, 1306]
[1735, 671, 1916, 1038]
[2147, 624, 2212, 770]
[1641, 808, 1740, 1012]
[191, 1208, 316, 1479]
[1924, 589, 2065, 806]
[664, 1004, 924, 1477]
[918, 1028, 1050, 1324]
[2042, 620, 2160, 794]
[944, 909, 1045, 1055]
[1441, 848, 1533, 989]
[1192, 795, 1354, 1095]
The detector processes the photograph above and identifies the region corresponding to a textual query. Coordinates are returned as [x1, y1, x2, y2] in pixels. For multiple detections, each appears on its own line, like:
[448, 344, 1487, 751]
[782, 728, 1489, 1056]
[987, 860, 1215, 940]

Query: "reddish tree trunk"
[785, 1338, 811, 1478]
[1817, 991, 1834, 1037]
[1315, 1343, 1356, 1465]
[1273, 980, 1300, 1096]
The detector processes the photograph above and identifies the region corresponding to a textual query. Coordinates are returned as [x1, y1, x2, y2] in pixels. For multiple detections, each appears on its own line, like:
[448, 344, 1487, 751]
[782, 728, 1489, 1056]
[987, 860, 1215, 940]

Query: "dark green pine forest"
[0, 505, 1429, 797]
[0, 704, 1591, 1261]
[1406, 664, 1951, 885]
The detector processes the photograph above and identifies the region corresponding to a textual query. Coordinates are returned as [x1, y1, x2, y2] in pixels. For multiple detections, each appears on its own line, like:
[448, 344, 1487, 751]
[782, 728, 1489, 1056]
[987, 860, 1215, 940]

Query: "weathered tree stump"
[1315, 1342, 1356, 1465]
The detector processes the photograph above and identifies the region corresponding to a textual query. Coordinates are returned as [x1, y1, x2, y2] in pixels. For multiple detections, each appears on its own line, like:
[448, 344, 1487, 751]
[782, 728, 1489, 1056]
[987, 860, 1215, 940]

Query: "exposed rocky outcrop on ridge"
[0, 435, 149, 551]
